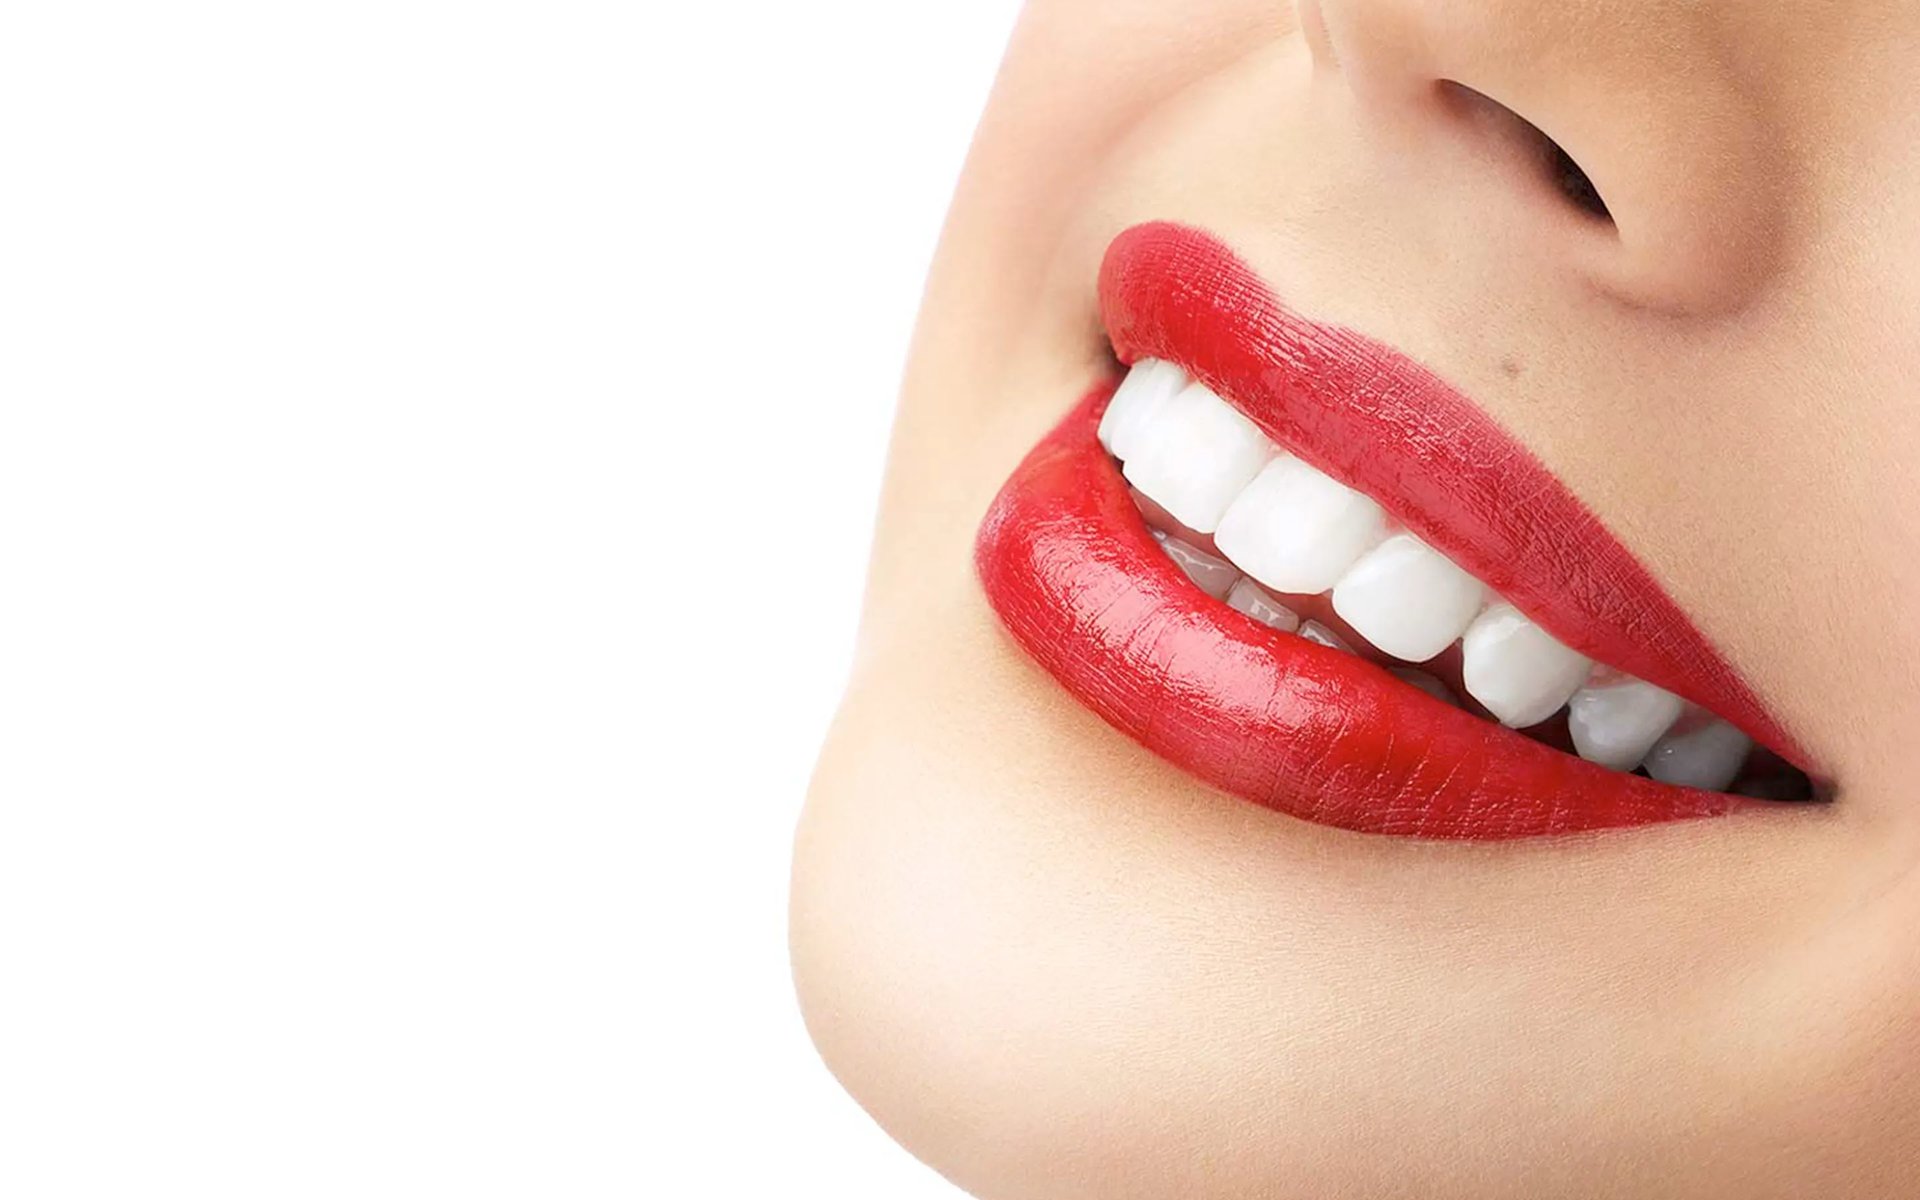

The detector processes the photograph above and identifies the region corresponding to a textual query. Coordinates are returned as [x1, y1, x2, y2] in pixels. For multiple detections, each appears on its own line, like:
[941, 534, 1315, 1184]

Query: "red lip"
[973, 222, 1801, 840]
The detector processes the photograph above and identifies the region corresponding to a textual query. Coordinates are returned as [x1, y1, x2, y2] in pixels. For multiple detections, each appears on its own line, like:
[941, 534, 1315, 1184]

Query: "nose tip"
[1312, 0, 1789, 316]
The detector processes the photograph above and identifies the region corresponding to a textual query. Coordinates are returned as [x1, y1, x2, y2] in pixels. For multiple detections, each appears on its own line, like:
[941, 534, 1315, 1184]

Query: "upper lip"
[1101, 221, 1802, 766]
[973, 221, 1810, 840]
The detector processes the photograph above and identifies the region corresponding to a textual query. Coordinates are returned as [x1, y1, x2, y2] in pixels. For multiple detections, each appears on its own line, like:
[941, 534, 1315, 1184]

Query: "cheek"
[1693, 307, 1920, 810]
[941, 1, 1298, 264]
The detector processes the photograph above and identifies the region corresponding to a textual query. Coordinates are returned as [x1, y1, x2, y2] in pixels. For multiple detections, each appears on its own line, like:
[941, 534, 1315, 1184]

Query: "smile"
[975, 222, 1818, 839]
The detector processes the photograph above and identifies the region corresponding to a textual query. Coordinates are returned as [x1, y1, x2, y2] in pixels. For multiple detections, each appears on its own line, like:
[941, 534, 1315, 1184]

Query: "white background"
[1, 3, 1022, 1195]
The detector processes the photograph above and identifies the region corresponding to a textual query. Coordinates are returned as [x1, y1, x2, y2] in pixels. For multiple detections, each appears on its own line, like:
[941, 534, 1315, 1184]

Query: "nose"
[1304, 0, 1788, 314]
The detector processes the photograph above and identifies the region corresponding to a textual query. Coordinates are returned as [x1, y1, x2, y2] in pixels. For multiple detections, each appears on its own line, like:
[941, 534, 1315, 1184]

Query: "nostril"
[1436, 81, 1614, 227]
[1546, 140, 1610, 222]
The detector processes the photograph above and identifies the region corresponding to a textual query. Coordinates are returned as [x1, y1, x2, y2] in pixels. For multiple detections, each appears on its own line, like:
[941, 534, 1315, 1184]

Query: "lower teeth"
[1142, 499, 1806, 798]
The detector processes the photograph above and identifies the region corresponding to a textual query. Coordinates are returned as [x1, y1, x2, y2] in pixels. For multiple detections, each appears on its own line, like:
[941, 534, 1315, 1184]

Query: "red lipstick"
[973, 222, 1801, 839]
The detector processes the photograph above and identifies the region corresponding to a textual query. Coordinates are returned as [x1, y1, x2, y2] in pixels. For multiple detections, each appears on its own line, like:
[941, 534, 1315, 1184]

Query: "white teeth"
[1459, 603, 1593, 728]
[1213, 456, 1385, 595]
[1121, 381, 1275, 533]
[1156, 532, 1240, 600]
[1225, 578, 1302, 632]
[1566, 678, 1685, 771]
[1330, 533, 1484, 664]
[1299, 621, 1354, 654]
[1644, 720, 1752, 791]
[1106, 362, 1782, 786]
[1098, 359, 1190, 460]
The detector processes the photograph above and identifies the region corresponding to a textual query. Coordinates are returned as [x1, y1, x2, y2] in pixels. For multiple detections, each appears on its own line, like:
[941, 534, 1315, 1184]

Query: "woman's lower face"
[793, 3, 1920, 1196]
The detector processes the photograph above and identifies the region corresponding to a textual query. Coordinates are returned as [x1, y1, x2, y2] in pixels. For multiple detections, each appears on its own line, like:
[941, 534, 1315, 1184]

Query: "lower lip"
[975, 387, 1742, 840]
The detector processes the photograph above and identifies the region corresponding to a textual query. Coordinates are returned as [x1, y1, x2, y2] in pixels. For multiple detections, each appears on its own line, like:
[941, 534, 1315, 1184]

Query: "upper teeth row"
[1100, 359, 1754, 791]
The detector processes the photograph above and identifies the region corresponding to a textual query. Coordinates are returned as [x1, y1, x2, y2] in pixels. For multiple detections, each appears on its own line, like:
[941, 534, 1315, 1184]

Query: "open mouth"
[975, 222, 1821, 840]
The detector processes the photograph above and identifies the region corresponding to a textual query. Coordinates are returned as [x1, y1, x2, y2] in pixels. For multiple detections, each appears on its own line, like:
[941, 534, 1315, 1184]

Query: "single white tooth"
[1567, 678, 1685, 771]
[1226, 579, 1302, 633]
[1121, 381, 1275, 533]
[1299, 621, 1354, 654]
[1459, 603, 1592, 728]
[1098, 359, 1189, 459]
[1329, 533, 1484, 663]
[1644, 719, 1752, 791]
[1157, 533, 1240, 600]
[1213, 456, 1385, 595]
[1391, 668, 1460, 706]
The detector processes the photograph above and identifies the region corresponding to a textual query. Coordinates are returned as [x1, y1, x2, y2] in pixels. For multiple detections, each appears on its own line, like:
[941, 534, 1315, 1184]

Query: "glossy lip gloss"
[973, 222, 1805, 840]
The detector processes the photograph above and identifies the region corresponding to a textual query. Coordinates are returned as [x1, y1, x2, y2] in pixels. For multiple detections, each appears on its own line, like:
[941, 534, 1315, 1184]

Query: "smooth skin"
[792, 3, 1920, 1196]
